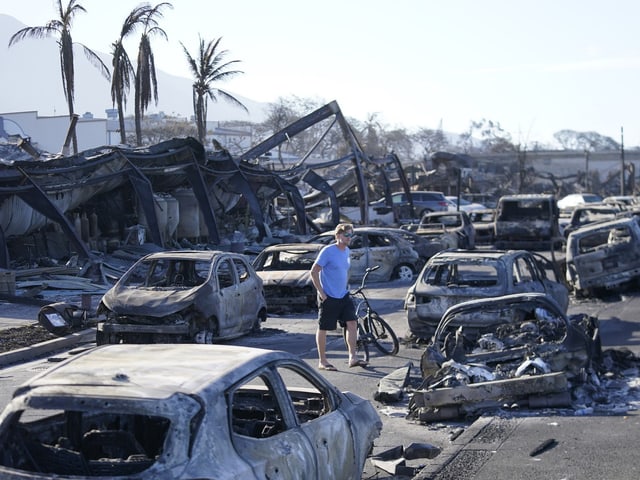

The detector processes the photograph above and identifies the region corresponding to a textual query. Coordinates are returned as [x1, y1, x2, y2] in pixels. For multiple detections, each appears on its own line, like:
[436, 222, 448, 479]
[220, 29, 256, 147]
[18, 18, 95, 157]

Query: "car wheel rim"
[398, 265, 413, 281]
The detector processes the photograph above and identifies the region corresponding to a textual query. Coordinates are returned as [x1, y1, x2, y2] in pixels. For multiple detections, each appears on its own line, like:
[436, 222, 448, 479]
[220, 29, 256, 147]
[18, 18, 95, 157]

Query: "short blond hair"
[335, 223, 354, 235]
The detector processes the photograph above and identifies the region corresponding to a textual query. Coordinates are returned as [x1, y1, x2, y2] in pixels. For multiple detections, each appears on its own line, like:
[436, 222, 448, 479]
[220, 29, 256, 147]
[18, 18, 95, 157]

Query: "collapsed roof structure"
[0, 101, 414, 269]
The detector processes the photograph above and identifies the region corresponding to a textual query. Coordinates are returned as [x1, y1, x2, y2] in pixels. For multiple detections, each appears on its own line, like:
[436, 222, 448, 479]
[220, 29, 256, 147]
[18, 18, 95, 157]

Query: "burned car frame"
[405, 249, 569, 340]
[0, 344, 382, 479]
[414, 210, 476, 249]
[493, 194, 561, 250]
[565, 215, 640, 296]
[308, 226, 420, 282]
[561, 204, 621, 239]
[252, 243, 324, 312]
[409, 293, 601, 422]
[96, 250, 267, 344]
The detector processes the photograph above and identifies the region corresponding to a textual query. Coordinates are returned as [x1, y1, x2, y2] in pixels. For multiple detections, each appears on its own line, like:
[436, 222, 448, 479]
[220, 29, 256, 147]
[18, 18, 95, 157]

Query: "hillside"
[0, 14, 267, 122]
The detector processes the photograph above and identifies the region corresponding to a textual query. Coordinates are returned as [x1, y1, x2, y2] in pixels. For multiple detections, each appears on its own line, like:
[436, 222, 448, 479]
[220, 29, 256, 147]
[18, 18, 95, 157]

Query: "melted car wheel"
[395, 264, 414, 281]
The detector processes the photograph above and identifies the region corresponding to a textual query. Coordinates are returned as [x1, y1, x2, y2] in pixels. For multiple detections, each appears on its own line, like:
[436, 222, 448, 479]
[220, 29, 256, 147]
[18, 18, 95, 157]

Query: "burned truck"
[493, 194, 561, 250]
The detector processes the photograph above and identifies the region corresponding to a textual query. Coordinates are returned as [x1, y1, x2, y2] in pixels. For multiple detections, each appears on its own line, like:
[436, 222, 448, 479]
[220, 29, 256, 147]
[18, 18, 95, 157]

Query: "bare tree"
[553, 130, 619, 151]
[413, 127, 450, 158]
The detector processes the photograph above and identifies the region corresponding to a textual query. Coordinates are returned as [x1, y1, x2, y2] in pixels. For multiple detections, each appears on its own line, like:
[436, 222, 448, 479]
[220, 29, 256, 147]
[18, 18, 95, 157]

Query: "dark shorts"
[318, 294, 356, 331]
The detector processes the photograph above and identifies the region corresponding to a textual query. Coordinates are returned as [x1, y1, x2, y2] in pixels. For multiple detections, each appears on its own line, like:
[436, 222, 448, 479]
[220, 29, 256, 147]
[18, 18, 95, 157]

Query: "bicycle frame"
[347, 266, 399, 357]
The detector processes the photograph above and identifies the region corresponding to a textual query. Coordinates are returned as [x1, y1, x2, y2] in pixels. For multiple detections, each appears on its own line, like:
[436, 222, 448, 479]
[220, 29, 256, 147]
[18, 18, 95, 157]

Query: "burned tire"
[394, 264, 414, 282]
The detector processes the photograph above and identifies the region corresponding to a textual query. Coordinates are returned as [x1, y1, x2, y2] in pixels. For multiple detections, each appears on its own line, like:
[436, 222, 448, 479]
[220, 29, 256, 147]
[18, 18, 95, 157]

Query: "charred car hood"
[101, 285, 203, 317]
[256, 270, 311, 287]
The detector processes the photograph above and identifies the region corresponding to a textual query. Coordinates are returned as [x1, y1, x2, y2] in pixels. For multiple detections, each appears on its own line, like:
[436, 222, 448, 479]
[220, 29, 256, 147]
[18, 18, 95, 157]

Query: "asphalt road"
[2, 279, 640, 479]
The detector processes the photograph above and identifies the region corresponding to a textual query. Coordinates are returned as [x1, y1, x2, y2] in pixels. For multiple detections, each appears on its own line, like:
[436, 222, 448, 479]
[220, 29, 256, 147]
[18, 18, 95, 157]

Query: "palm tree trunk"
[117, 98, 127, 144]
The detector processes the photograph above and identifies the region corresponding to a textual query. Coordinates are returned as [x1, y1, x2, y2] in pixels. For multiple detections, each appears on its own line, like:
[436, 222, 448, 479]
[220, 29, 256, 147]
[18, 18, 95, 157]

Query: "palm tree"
[134, 2, 172, 146]
[8, 0, 110, 154]
[180, 36, 248, 146]
[110, 5, 150, 145]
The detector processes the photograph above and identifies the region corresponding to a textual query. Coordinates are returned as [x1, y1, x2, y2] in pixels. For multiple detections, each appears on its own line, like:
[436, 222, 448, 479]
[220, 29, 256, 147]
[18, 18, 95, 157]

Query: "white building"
[0, 110, 114, 154]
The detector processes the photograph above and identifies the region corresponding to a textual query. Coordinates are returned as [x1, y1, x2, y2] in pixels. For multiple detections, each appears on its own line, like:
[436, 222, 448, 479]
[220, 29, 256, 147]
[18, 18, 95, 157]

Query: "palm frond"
[78, 43, 111, 80]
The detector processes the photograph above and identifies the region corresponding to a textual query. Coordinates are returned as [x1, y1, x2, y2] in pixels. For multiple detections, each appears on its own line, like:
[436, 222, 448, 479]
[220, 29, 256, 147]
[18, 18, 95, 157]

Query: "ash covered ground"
[0, 324, 55, 353]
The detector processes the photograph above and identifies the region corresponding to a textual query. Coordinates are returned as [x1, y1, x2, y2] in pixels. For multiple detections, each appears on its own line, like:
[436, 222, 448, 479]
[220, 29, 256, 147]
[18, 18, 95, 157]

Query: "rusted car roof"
[16, 344, 291, 399]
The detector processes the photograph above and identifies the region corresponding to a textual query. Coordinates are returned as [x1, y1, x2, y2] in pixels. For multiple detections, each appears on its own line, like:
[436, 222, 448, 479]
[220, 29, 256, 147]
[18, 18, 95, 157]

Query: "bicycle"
[343, 265, 400, 362]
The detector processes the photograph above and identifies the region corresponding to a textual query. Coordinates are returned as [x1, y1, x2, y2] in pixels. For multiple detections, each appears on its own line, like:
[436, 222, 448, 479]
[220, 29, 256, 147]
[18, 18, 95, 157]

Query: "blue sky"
[4, 0, 640, 147]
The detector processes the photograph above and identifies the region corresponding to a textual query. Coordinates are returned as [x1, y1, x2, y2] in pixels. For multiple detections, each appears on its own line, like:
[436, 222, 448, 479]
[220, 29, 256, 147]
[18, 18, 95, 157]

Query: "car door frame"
[361, 232, 399, 282]
[346, 232, 369, 279]
[232, 256, 262, 331]
[214, 255, 241, 337]
[528, 252, 569, 312]
[270, 362, 357, 480]
[227, 364, 318, 479]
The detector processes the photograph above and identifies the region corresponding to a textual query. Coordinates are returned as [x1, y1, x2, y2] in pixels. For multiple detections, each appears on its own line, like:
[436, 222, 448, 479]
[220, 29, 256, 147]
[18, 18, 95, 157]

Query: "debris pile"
[404, 293, 610, 422]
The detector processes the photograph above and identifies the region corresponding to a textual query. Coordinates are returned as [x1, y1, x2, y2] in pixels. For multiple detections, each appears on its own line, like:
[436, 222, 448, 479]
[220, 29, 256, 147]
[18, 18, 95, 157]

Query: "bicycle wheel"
[342, 321, 370, 362]
[366, 312, 400, 355]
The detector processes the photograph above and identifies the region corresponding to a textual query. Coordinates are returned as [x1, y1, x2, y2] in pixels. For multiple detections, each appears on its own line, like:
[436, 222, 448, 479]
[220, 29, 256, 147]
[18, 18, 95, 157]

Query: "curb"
[0, 328, 96, 368]
[413, 416, 495, 479]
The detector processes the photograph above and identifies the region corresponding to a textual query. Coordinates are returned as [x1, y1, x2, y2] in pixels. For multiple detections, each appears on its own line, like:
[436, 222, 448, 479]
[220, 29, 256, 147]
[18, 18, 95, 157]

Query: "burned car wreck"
[493, 194, 561, 250]
[0, 344, 382, 479]
[252, 242, 323, 313]
[408, 293, 601, 422]
[96, 250, 267, 344]
[404, 249, 569, 340]
[565, 215, 640, 296]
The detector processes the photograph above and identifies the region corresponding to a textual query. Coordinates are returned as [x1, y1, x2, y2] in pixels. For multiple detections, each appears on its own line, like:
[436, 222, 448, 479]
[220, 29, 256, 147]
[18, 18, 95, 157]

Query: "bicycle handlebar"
[351, 265, 380, 296]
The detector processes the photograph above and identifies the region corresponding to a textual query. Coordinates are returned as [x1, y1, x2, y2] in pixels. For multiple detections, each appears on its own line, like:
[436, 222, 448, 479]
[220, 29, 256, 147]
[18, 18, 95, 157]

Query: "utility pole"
[584, 149, 590, 191]
[621, 126, 626, 196]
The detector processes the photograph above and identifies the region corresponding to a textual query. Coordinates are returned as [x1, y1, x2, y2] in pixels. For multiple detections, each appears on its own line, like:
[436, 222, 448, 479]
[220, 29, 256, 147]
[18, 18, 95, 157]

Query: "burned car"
[414, 210, 476, 249]
[371, 227, 448, 268]
[0, 344, 382, 479]
[565, 215, 640, 296]
[494, 194, 561, 249]
[252, 243, 323, 312]
[561, 204, 621, 239]
[308, 226, 420, 282]
[409, 293, 601, 422]
[96, 250, 267, 344]
[467, 208, 495, 245]
[405, 250, 569, 339]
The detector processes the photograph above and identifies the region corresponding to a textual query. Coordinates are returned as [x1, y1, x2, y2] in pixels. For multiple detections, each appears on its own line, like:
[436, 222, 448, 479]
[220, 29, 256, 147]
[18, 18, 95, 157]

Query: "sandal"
[318, 363, 338, 371]
[349, 359, 368, 368]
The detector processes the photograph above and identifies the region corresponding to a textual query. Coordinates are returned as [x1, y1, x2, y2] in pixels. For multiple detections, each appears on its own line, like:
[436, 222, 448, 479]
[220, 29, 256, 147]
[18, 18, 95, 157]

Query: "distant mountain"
[0, 14, 267, 122]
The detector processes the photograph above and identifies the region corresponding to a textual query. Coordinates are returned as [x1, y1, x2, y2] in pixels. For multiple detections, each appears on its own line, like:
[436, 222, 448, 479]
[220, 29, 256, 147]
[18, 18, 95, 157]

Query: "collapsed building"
[0, 101, 415, 274]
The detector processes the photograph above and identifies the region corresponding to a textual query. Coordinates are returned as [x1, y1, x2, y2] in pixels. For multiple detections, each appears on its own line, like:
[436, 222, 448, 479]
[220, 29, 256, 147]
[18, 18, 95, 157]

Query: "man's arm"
[310, 264, 326, 301]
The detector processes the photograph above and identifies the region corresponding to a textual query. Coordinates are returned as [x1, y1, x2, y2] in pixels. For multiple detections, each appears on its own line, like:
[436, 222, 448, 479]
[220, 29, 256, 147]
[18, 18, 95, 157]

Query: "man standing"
[310, 223, 367, 371]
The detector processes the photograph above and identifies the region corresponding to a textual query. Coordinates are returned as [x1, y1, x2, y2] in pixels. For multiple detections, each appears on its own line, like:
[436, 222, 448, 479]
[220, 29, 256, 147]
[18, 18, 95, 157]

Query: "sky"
[3, 0, 640, 147]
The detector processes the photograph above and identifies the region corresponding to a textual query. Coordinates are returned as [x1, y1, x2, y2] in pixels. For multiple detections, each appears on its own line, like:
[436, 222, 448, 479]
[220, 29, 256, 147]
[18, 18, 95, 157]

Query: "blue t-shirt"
[313, 244, 350, 298]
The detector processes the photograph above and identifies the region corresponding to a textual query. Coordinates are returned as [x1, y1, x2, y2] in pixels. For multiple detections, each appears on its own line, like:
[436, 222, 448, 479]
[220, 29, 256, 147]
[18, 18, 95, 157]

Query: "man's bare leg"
[345, 320, 366, 366]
